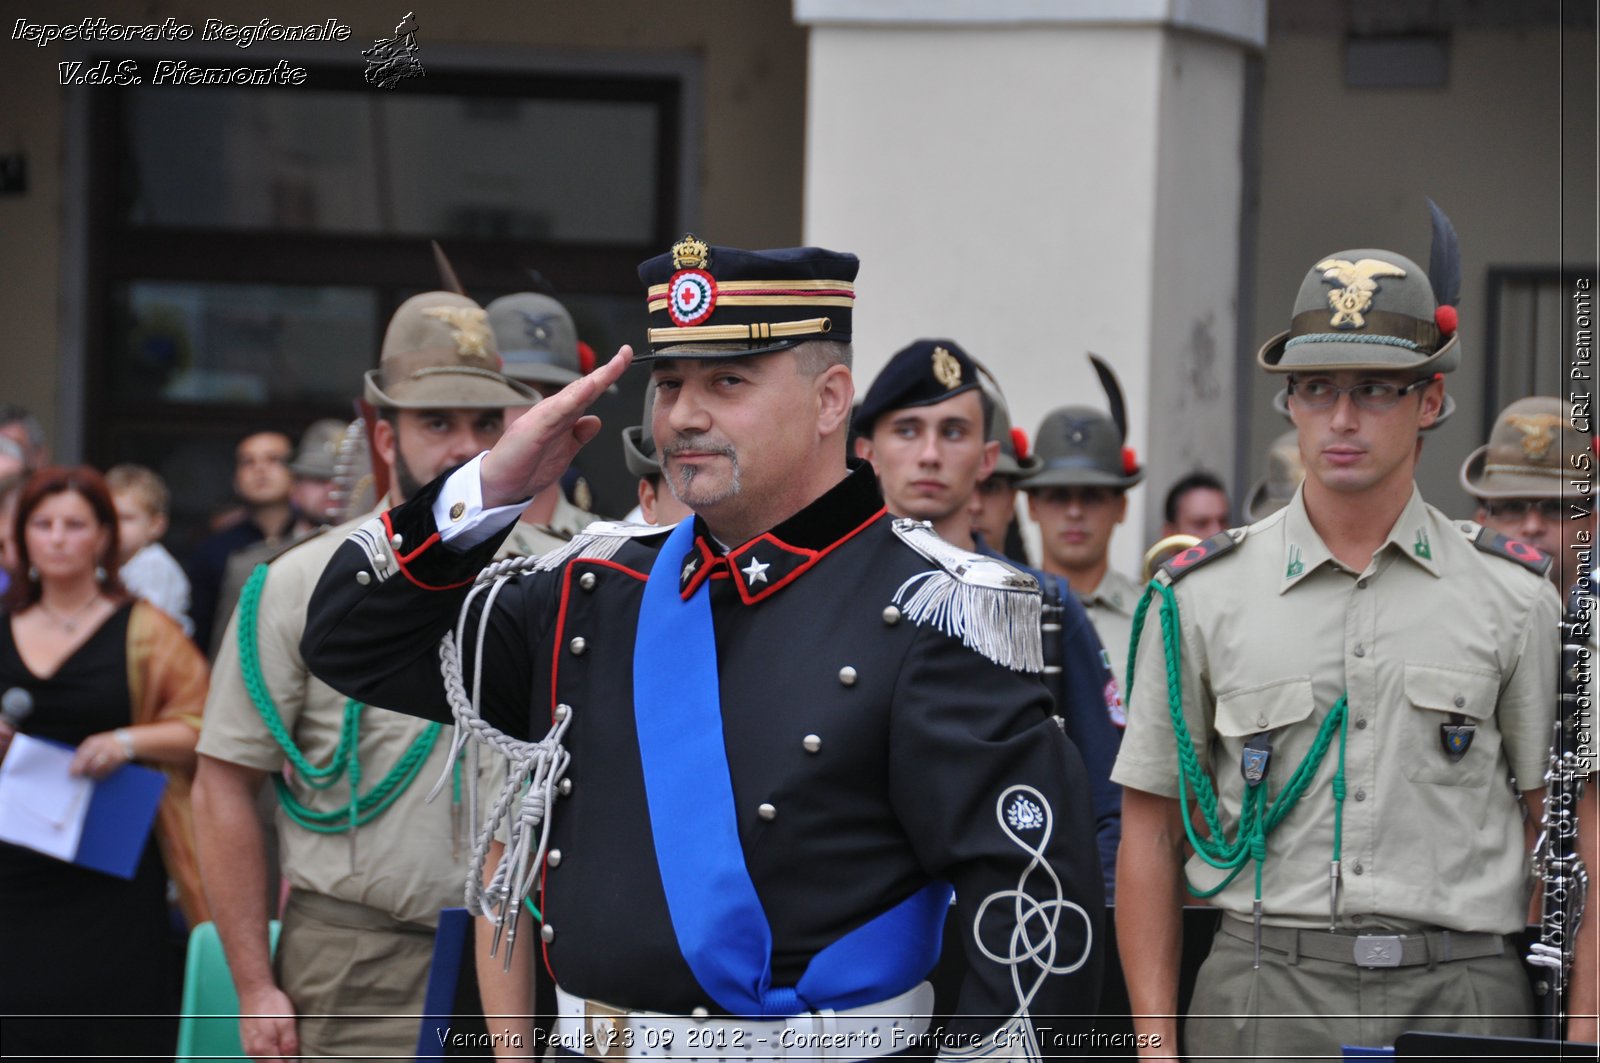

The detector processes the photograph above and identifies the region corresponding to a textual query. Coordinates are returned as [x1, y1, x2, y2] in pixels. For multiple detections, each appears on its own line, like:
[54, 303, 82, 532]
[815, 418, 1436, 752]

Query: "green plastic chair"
[175, 920, 281, 1062]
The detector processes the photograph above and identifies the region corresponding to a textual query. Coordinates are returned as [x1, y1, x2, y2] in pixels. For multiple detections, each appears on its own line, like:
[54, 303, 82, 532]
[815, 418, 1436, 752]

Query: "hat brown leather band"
[648, 317, 832, 346]
[1288, 310, 1441, 353]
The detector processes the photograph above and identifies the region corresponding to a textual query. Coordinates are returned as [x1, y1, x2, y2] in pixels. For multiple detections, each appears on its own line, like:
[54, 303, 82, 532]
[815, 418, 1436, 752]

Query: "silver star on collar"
[682, 556, 699, 580]
[740, 555, 771, 586]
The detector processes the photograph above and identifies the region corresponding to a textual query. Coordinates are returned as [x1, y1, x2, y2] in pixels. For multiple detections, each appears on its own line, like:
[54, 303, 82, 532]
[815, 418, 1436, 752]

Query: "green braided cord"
[1127, 578, 1348, 900]
[1284, 332, 1420, 351]
[237, 563, 442, 834]
[1332, 697, 1349, 866]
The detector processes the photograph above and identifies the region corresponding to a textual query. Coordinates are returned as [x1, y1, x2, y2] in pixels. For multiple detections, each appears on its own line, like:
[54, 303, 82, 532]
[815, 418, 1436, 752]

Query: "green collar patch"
[1413, 529, 1431, 560]
[1286, 544, 1305, 579]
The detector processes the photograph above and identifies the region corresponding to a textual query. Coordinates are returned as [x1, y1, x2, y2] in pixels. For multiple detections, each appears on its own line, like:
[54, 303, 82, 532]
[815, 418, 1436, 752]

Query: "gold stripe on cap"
[646, 278, 856, 300]
[648, 318, 833, 344]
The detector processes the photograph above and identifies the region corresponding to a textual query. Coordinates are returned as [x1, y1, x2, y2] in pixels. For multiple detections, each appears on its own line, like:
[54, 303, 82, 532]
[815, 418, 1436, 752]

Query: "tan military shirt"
[1112, 486, 1559, 934]
[1080, 567, 1141, 690]
[501, 493, 597, 558]
[199, 511, 467, 927]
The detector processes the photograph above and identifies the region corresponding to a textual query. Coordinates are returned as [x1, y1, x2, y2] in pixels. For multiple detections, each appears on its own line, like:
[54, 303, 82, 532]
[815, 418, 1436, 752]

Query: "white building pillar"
[796, 0, 1265, 575]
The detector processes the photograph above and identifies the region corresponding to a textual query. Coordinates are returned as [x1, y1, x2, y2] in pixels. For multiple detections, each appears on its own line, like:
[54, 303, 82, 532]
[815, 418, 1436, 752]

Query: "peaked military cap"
[487, 292, 583, 389]
[636, 234, 858, 361]
[1461, 396, 1589, 500]
[365, 292, 538, 410]
[854, 339, 982, 437]
[1258, 249, 1459, 375]
[621, 385, 660, 478]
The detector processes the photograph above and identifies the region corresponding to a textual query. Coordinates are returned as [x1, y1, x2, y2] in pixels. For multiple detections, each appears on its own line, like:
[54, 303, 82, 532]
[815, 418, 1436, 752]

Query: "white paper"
[0, 733, 91, 860]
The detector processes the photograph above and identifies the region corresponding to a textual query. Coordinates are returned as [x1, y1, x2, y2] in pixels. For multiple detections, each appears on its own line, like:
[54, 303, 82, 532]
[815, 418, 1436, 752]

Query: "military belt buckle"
[1353, 934, 1404, 968]
[583, 998, 628, 1058]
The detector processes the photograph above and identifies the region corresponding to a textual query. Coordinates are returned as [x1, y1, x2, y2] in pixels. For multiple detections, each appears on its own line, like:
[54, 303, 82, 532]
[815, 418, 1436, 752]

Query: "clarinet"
[1527, 608, 1591, 1040]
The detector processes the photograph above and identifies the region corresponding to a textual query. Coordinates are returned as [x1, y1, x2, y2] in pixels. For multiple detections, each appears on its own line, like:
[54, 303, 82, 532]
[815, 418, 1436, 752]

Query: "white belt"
[553, 982, 934, 1060]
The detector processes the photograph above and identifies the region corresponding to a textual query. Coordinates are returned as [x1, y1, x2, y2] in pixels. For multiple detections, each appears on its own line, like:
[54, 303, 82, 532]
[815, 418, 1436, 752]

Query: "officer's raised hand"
[480, 345, 633, 508]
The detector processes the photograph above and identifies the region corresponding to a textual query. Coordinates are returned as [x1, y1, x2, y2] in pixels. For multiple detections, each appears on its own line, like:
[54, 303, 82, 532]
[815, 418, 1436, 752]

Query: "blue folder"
[16, 736, 168, 879]
[75, 755, 166, 878]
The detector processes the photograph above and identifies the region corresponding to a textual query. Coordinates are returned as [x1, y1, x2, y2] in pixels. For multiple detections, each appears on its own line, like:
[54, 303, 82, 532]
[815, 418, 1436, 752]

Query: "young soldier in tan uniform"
[1018, 356, 1144, 690]
[193, 292, 539, 1062]
[1113, 244, 1561, 1059]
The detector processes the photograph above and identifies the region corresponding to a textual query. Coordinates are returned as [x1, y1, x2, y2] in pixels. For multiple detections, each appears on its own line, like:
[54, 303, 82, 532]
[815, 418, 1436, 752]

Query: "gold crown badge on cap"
[672, 234, 710, 271]
[423, 305, 494, 360]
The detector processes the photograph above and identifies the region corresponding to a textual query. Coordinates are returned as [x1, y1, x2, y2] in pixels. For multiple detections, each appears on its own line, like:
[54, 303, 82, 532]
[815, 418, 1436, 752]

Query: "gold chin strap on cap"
[647, 317, 832, 346]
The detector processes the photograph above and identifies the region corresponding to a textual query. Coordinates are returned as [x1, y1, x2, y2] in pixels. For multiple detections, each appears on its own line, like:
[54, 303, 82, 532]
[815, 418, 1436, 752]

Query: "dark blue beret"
[854, 339, 983, 436]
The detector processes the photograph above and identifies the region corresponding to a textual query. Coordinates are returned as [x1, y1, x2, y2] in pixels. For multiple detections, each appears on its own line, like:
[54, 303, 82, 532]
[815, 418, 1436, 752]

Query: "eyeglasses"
[1482, 498, 1591, 521]
[1287, 376, 1433, 411]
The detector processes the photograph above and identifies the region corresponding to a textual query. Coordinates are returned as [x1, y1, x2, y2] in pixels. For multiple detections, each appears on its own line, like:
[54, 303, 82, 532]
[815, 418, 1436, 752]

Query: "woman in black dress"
[0, 467, 209, 1060]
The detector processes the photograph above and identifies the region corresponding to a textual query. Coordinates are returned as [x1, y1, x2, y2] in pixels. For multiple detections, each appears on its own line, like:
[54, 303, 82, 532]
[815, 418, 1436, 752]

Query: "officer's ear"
[978, 439, 1000, 481]
[814, 363, 854, 438]
[1417, 375, 1445, 428]
[372, 416, 398, 475]
[853, 434, 875, 465]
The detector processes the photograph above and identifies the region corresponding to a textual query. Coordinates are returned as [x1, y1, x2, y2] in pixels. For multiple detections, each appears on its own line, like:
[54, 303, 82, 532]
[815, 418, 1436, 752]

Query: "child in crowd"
[108, 464, 193, 636]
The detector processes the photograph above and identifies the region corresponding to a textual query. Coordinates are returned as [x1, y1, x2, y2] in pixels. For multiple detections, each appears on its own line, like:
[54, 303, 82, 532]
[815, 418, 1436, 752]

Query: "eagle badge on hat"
[667, 233, 717, 328]
[422, 305, 494, 360]
[1316, 258, 1408, 329]
[931, 346, 963, 390]
[1508, 413, 1562, 461]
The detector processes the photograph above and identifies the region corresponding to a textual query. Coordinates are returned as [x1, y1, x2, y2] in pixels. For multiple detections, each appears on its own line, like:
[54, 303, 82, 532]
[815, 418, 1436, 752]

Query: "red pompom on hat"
[1435, 305, 1458, 337]
[577, 340, 596, 375]
[1122, 447, 1139, 475]
[1010, 427, 1030, 463]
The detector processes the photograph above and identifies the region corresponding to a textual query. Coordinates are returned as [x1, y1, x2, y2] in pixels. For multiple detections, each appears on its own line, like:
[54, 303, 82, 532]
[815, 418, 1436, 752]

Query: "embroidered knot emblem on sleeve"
[1005, 794, 1046, 832]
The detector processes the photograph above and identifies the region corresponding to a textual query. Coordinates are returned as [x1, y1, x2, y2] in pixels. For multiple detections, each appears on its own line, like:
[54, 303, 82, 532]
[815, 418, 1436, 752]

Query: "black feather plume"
[1426, 198, 1461, 309]
[1087, 353, 1128, 444]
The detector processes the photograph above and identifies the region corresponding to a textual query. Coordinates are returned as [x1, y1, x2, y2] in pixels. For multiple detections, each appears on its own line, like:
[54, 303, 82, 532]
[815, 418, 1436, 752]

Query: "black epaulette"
[1468, 525, 1553, 578]
[1159, 529, 1243, 584]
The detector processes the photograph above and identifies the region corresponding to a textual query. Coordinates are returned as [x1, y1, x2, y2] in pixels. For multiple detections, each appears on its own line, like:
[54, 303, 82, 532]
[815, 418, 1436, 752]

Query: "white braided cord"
[428, 553, 572, 962]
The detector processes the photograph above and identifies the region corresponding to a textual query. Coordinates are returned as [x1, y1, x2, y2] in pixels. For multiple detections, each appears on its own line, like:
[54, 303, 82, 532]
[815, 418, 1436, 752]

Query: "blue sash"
[633, 519, 950, 1017]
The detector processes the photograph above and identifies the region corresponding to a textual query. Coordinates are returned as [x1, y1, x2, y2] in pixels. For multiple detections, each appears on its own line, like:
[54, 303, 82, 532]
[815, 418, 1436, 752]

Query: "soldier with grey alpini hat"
[1112, 203, 1560, 1058]
[1018, 354, 1144, 692]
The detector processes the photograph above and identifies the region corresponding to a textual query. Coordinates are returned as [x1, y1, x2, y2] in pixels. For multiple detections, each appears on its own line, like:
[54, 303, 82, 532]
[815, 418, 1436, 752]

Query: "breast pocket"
[1214, 678, 1317, 791]
[1401, 662, 1502, 787]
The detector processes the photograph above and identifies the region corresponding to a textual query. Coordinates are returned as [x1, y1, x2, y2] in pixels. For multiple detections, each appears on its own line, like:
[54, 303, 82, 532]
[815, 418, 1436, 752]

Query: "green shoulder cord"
[1127, 579, 1351, 966]
[237, 563, 446, 863]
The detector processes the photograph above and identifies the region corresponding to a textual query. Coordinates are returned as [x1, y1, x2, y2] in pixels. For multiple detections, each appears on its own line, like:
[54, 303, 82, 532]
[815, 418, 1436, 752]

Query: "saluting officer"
[301, 237, 1104, 1057]
[1113, 239, 1561, 1058]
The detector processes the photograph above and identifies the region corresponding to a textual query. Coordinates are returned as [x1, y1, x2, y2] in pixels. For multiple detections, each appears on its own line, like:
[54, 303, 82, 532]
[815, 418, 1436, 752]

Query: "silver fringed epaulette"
[890, 518, 1043, 673]
[527, 519, 675, 573]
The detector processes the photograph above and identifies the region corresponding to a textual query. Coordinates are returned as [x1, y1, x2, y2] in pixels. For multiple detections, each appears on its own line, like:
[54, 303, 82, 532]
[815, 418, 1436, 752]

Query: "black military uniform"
[303, 237, 1103, 1058]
